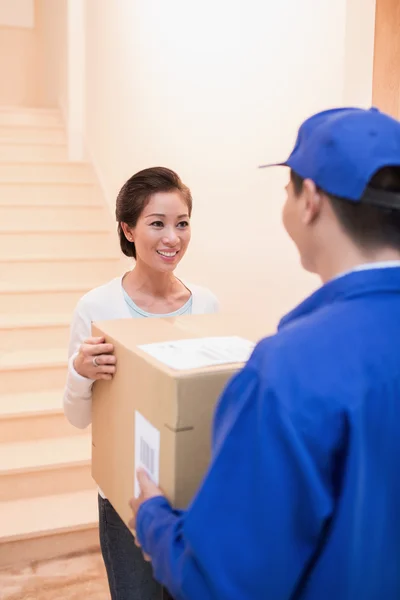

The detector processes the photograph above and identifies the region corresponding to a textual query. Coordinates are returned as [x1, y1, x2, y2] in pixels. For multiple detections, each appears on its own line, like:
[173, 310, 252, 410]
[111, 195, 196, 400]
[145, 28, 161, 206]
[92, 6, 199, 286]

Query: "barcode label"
[134, 411, 160, 498]
[139, 437, 155, 477]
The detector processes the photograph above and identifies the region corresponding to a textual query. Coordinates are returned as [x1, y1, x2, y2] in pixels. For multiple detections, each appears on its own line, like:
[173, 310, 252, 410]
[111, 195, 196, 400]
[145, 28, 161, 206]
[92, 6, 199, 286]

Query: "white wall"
[84, 0, 371, 324]
[0, 0, 34, 28]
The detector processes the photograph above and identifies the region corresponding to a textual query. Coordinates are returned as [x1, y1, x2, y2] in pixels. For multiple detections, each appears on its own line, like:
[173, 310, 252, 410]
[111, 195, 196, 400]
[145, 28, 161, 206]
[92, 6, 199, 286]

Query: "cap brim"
[258, 162, 287, 169]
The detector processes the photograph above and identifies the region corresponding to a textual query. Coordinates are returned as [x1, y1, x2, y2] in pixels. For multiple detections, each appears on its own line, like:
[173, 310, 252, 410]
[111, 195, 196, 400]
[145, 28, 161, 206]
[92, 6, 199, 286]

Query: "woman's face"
[124, 191, 191, 273]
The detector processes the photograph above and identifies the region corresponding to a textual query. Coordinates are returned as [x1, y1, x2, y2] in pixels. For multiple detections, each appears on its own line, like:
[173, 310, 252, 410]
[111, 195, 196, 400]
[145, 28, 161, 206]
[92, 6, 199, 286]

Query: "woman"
[63, 167, 219, 600]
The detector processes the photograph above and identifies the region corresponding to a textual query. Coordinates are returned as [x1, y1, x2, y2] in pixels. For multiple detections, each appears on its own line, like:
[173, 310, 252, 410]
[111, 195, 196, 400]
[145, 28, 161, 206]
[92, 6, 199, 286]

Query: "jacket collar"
[279, 267, 400, 330]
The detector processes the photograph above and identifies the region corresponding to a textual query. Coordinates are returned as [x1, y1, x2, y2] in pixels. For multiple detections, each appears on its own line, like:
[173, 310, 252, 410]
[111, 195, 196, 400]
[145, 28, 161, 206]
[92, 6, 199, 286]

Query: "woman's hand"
[73, 336, 116, 380]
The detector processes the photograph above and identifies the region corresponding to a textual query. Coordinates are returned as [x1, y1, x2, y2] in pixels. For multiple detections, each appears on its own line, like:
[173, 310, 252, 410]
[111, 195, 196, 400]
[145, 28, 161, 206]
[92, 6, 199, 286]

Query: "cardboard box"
[91, 313, 273, 528]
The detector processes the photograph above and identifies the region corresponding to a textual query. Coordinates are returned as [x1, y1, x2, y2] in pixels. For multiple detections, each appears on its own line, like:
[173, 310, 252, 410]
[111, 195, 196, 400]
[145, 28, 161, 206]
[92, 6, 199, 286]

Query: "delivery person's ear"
[301, 179, 322, 225]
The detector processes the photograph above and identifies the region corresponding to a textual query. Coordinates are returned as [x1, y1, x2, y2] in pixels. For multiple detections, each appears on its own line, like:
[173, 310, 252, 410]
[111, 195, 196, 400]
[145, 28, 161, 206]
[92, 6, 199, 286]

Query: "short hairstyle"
[290, 167, 400, 251]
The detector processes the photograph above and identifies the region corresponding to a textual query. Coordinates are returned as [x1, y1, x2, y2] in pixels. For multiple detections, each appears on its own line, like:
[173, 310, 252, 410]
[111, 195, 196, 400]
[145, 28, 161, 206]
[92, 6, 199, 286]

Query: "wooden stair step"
[0, 435, 94, 501]
[0, 434, 91, 473]
[0, 143, 68, 161]
[0, 230, 118, 257]
[0, 256, 121, 288]
[0, 108, 62, 127]
[0, 389, 89, 443]
[0, 348, 67, 394]
[0, 125, 65, 144]
[0, 347, 66, 371]
[0, 224, 110, 233]
[0, 490, 99, 568]
[0, 122, 63, 131]
[2, 254, 117, 264]
[0, 182, 101, 206]
[0, 282, 100, 315]
[0, 280, 107, 293]
[0, 489, 97, 541]
[0, 313, 72, 351]
[0, 204, 109, 230]
[0, 312, 71, 328]
[0, 106, 61, 112]
[0, 162, 95, 184]
[0, 389, 64, 418]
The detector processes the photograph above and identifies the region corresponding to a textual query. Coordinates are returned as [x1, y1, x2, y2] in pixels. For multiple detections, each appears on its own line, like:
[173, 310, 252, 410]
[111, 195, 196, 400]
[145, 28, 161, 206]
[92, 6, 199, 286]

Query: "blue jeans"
[98, 495, 163, 600]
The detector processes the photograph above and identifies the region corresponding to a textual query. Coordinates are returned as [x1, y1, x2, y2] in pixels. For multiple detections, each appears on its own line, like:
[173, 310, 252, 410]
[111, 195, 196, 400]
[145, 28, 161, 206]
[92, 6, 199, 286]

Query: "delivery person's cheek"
[282, 199, 293, 239]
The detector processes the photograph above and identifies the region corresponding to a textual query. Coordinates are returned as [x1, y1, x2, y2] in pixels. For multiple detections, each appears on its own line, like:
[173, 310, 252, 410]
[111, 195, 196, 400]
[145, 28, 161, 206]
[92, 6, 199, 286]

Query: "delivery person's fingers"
[137, 468, 161, 498]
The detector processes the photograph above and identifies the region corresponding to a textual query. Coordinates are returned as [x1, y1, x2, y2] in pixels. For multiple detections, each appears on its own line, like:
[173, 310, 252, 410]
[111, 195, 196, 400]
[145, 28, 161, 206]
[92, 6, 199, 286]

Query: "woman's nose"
[162, 228, 179, 245]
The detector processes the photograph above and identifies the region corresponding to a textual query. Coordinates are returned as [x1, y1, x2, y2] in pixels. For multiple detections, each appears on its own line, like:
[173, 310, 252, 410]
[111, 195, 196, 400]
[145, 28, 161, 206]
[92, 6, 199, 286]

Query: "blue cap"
[260, 107, 400, 207]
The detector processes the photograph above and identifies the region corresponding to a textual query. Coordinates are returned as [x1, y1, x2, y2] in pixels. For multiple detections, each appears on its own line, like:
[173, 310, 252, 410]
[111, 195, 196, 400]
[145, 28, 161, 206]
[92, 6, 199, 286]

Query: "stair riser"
[0, 259, 120, 286]
[0, 325, 70, 352]
[0, 232, 118, 256]
[0, 206, 109, 230]
[0, 183, 101, 206]
[0, 414, 89, 443]
[0, 290, 88, 314]
[0, 366, 67, 394]
[0, 464, 94, 502]
[0, 127, 65, 144]
[0, 112, 62, 127]
[0, 144, 68, 162]
[0, 163, 95, 183]
[0, 527, 99, 568]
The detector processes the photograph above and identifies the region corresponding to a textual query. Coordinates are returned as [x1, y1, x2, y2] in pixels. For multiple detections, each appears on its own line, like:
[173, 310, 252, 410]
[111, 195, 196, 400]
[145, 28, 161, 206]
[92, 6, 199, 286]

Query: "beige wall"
[0, 0, 375, 318]
[0, 0, 34, 28]
[84, 0, 352, 321]
[344, 0, 376, 107]
[0, 0, 67, 109]
[0, 27, 39, 106]
[35, 0, 68, 110]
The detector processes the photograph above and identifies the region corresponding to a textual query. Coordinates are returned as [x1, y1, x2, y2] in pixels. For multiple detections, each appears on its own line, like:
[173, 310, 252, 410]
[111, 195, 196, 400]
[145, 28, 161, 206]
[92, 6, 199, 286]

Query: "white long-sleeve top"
[63, 275, 219, 429]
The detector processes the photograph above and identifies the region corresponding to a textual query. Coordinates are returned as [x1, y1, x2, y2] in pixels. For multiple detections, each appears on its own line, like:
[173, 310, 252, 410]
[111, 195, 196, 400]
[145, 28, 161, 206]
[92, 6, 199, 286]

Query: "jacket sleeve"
[136, 346, 340, 600]
[62, 302, 95, 429]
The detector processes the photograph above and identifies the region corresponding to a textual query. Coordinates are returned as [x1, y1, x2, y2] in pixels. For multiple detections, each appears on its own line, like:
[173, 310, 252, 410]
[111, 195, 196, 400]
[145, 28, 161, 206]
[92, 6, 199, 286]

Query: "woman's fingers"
[97, 364, 116, 375]
[83, 336, 105, 345]
[91, 353, 116, 366]
[74, 338, 116, 380]
[84, 342, 114, 357]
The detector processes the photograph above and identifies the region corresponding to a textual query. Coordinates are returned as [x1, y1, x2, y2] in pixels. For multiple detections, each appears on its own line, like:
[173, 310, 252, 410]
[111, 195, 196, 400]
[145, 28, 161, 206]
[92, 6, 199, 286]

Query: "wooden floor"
[0, 551, 110, 600]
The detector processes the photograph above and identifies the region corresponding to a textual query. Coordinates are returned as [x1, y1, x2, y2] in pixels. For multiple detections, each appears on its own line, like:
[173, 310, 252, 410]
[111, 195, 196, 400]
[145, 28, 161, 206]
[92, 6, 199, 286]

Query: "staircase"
[0, 106, 122, 568]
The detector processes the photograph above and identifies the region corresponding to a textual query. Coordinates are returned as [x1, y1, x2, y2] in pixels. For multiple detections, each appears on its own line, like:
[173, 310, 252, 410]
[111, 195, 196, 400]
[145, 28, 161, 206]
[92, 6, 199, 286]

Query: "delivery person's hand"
[73, 336, 116, 380]
[129, 468, 164, 561]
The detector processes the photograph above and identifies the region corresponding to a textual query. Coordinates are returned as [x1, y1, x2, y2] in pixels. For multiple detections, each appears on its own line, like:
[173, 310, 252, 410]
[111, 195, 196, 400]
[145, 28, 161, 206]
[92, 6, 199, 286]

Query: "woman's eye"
[151, 221, 164, 228]
[177, 221, 189, 228]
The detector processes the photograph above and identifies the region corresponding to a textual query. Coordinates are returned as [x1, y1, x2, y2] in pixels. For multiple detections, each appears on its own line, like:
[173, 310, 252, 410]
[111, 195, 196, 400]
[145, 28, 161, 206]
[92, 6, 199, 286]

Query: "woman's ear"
[120, 222, 134, 242]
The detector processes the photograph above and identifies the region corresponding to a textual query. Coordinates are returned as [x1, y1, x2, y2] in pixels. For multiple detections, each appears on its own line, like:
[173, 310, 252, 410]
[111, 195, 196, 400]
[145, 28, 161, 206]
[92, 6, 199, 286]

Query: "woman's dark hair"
[290, 167, 400, 251]
[116, 166, 193, 258]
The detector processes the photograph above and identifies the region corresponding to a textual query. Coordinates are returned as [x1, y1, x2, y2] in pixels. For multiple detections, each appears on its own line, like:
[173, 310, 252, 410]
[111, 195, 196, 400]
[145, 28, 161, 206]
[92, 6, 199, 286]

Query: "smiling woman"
[62, 166, 219, 600]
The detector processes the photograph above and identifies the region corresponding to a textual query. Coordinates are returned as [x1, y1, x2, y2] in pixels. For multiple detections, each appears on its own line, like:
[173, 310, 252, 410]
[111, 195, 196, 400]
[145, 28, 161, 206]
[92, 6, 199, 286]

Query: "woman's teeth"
[157, 250, 178, 257]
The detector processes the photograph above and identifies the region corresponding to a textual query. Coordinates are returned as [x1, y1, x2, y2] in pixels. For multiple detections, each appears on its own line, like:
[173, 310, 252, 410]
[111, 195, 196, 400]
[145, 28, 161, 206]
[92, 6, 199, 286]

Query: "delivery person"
[129, 107, 400, 600]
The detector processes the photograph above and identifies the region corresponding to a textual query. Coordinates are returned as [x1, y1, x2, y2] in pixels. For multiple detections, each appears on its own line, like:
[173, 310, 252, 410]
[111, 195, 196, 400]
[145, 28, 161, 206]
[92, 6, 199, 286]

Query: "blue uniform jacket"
[136, 267, 400, 599]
